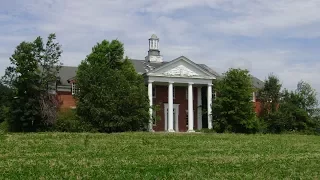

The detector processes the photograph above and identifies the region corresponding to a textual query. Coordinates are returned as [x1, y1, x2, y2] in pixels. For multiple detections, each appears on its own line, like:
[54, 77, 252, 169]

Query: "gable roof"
[146, 56, 216, 78]
[57, 58, 264, 89]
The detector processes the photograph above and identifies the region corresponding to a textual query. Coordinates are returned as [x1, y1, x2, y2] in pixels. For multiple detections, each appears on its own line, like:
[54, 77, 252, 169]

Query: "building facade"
[56, 35, 264, 132]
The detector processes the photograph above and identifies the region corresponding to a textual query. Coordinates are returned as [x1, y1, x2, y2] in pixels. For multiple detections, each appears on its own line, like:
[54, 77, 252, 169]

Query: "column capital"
[208, 83, 213, 86]
[168, 81, 174, 84]
[188, 82, 194, 85]
[148, 80, 154, 83]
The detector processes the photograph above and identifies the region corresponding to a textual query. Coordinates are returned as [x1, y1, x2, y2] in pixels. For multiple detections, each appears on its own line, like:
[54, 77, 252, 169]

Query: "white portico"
[146, 56, 216, 132]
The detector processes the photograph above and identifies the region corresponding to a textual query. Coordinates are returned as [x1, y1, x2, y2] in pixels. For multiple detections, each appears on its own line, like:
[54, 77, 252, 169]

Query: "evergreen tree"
[76, 40, 149, 132]
[212, 68, 259, 133]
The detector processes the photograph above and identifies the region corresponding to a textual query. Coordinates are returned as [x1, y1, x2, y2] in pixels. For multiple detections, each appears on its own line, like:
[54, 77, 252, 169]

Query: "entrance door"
[164, 104, 179, 131]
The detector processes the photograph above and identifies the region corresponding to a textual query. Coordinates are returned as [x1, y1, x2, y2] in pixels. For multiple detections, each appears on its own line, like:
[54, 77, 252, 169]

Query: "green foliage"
[276, 82, 319, 133]
[262, 79, 320, 134]
[76, 40, 149, 132]
[259, 74, 282, 115]
[1, 34, 62, 132]
[54, 109, 95, 132]
[0, 120, 9, 133]
[0, 83, 11, 123]
[212, 68, 258, 133]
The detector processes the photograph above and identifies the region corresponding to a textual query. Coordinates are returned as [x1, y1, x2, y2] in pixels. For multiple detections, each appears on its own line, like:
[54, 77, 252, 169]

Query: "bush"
[0, 120, 9, 133]
[54, 109, 96, 132]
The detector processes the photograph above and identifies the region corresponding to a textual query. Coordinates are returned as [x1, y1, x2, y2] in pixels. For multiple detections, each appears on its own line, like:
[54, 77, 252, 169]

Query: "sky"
[1, 0, 320, 97]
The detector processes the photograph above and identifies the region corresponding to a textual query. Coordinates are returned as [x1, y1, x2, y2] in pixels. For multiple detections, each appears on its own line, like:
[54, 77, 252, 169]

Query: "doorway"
[164, 104, 179, 132]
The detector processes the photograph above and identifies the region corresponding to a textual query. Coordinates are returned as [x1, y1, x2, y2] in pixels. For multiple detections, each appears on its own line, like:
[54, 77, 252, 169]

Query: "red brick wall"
[254, 100, 263, 116]
[57, 91, 76, 109]
[153, 85, 198, 132]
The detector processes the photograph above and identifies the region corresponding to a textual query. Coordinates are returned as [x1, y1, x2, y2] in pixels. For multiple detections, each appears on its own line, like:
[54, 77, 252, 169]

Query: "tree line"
[212, 69, 320, 134]
[0, 33, 319, 134]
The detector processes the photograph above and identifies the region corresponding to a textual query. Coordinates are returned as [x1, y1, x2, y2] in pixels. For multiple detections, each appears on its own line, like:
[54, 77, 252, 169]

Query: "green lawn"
[0, 133, 320, 179]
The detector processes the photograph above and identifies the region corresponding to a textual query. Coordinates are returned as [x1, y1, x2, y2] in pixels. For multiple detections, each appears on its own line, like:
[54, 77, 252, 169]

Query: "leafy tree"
[258, 74, 282, 132]
[279, 81, 319, 133]
[2, 34, 62, 132]
[212, 68, 259, 133]
[259, 74, 282, 115]
[267, 81, 319, 133]
[76, 40, 149, 132]
[0, 83, 11, 123]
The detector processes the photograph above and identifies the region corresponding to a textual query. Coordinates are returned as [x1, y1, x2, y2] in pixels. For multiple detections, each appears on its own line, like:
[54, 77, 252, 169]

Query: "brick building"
[56, 35, 264, 132]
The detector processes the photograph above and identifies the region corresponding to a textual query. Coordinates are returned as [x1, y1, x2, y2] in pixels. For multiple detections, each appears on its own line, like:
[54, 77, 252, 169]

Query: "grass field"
[0, 132, 320, 179]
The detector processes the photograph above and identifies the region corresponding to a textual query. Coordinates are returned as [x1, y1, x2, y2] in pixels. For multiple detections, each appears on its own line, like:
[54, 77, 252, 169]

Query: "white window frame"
[72, 82, 79, 95]
[72, 83, 76, 95]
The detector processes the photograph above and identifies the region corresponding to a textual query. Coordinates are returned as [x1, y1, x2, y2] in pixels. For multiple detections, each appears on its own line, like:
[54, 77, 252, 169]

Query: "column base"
[149, 129, 155, 132]
[167, 129, 175, 132]
[187, 130, 195, 133]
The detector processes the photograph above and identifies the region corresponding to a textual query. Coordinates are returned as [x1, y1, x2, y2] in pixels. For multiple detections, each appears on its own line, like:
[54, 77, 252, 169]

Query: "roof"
[57, 66, 77, 85]
[58, 59, 264, 89]
[251, 76, 264, 89]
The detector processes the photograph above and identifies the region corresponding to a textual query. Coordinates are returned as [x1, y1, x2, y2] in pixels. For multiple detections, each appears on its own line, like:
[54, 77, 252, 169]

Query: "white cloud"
[0, 0, 320, 100]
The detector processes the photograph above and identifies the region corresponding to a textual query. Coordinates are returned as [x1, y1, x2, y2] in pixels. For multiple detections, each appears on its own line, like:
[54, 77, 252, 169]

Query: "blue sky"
[1, 0, 320, 97]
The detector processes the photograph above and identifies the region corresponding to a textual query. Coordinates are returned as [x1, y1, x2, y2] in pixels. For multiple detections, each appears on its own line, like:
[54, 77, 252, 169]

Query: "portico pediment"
[163, 65, 199, 77]
[147, 56, 216, 79]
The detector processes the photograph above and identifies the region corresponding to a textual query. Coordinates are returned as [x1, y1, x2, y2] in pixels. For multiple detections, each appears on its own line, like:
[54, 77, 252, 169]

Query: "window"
[152, 87, 156, 98]
[72, 83, 79, 95]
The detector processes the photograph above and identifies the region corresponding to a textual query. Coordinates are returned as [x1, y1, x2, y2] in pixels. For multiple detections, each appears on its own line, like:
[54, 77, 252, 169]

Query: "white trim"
[207, 84, 213, 129]
[188, 83, 194, 132]
[168, 82, 175, 132]
[164, 103, 180, 132]
[252, 92, 256, 102]
[148, 81, 154, 132]
[146, 56, 216, 78]
[148, 76, 213, 85]
[71, 83, 77, 95]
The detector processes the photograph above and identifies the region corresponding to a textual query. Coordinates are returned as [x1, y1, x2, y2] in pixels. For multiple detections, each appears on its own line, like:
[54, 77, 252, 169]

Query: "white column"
[197, 87, 202, 130]
[168, 82, 175, 132]
[148, 81, 154, 132]
[207, 83, 213, 129]
[188, 83, 195, 132]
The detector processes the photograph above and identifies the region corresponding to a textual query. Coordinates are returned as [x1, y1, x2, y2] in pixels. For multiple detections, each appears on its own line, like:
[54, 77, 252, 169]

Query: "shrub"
[54, 109, 95, 132]
[0, 120, 9, 133]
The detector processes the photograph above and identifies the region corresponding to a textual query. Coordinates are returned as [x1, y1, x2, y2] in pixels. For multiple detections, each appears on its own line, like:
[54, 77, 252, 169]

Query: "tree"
[0, 83, 11, 123]
[212, 68, 258, 133]
[259, 74, 282, 115]
[34, 34, 62, 126]
[76, 40, 149, 132]
[258, 74, 282, 133]
[2, 34, 62, 132]
[278, 81, 319, 133]
[266, 80, 319, 133]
